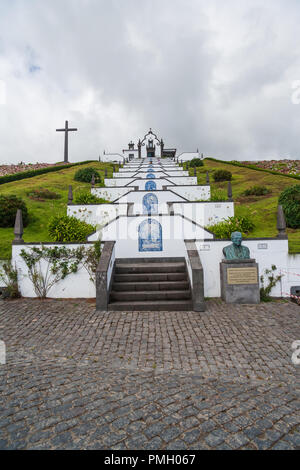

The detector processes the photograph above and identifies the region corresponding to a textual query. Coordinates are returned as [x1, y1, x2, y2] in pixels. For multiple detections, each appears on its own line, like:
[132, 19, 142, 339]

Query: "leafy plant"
[213, 169, 232, 182]
[242, 185, 271, 196]
[0, 262, 20, 298]
[260, 265, 283, 302]
[210, 188, 227, 201]
[189, 158, 204, 167]
[74, 240, 102, 283]
[75, 192, 109, 204]
[27, 188, 62, 201]
[20, 242, 102, 297]
[20, 246, 82, 298]
[206, 215, 255, 238]
[48, 215, 95, 242]
[278, 184, 300, 228]
[74, 167, 101, 184]
[0, 195, 29, 227]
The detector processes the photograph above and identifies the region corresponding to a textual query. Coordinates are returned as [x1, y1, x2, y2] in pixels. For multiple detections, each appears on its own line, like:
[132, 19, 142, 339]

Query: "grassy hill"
[194, 159, 300, 254]
[0, 162, 115, 259]
[0, 159, 299, 259]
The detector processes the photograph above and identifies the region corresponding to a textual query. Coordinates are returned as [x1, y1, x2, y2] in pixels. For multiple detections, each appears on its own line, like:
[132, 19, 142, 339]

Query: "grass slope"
[193, 159, 300, 254]
[0, 159, 299, 259]
[0, 162, 115, 259]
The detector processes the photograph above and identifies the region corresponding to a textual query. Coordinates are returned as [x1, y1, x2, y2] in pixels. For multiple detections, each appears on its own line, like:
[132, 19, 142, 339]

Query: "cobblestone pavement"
[0, 299, 299, 450]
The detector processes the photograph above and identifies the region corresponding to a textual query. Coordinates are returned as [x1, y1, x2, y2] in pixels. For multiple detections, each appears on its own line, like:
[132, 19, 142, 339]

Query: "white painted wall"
[166, 176, 198, 185]
[116, 190, 185, 205]
[195, 239, 300, 298]
[177, 152, 201, 162]
[169, 185, 211, 201]
[67, 204, 128, 227]
[87, 215, 214, 244]
[173, 202, 234, 225]
[125, 179, 174, 190]
[12, 244, 96, 298]
[113, 171, 189, 178]
[104, 178, 135, 187]
[91, 187, 134, 201]
[101, 153, 124, 163]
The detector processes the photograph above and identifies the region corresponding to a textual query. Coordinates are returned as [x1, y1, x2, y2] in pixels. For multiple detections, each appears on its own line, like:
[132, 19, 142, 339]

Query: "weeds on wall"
[20, 242, 102, 298]
[260, 265, 283, 302]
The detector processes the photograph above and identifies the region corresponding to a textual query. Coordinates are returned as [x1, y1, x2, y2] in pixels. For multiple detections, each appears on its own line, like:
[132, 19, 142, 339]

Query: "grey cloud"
[0, 0, 299, 163]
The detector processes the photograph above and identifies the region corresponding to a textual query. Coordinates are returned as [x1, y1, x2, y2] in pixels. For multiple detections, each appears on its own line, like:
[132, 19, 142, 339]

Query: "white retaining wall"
[67, 204, 128, 226]
[91, 187, 134, 201]
[87, 215, 214, 245]
[11, 239, 300, 300]
[12, 244, 96, 298]
[169, 185, 211, 201]
[172, 202, 234, 226]
[195, 239, 300, 298]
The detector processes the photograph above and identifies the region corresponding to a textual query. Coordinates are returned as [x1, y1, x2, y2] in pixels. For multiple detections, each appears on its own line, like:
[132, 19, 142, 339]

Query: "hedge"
[205, 158, 300, 182]
[0, 160, 97, 186]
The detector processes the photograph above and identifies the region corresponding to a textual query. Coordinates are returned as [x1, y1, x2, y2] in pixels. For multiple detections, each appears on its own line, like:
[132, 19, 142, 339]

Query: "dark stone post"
[206, 171, 210, 184]
[277, 205, 287, 238]
[105, 168, 108, 178]
[113, 165, 115, 173]
[194, 167, 197, 177]
[68, 185, 73, 204]
[138, 139, 142, 159]
[13, 209, 24, 244]
[227, 181, 233, 201]
[91, 174, 95, 188]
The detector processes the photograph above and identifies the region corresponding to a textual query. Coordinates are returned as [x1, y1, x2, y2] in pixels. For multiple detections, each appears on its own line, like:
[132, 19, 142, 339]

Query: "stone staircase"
[108, 258, 193, 311]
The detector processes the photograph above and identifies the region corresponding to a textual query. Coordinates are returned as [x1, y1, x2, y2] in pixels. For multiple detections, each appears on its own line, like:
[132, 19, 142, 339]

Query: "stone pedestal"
[220, 259, 260, 304]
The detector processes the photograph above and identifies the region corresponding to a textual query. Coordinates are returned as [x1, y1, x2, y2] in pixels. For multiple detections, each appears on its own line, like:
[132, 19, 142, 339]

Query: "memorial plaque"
[227, 267, 258, 285]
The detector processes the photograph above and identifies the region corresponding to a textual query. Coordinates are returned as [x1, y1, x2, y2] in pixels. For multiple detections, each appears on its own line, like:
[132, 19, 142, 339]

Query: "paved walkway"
[0, 299, 299, 450]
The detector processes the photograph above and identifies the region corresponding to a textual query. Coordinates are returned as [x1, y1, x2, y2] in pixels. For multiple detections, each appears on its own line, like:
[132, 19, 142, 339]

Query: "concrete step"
[112, 281, 190, 292]
[114, 272, 188, 282]
[110, 290, 191, 302]
[115, 262, 186, 274]
[107, 300, 193, 312]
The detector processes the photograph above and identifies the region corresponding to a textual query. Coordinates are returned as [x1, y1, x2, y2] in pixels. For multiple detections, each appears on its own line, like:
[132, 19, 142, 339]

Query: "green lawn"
[0, 162, 115, 259]
[0, 159, 299, 259]
[193, 159, 300, 253]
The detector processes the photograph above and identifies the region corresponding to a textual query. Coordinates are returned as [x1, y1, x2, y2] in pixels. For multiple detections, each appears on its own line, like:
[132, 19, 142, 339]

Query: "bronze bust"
[223, 232, 250, 260]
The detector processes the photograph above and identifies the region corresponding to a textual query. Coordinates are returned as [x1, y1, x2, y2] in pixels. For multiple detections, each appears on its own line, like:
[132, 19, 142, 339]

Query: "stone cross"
[206, 171, 210, 184]
[56, 120, 77, 163]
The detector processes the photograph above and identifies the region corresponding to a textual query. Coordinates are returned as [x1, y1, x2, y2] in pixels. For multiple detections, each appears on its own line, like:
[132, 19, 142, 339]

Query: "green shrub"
[210, 188, 227, 201]
[213, 169, 232, 182]
[75, 192, 109, 204]
[74, 167, 101, 184]
[206, 215, 255, 238]
[0, 195, 29, 228]
[242, 185, 271, 196]
[48, 215, 95, 242]
[278, 184, 300, 228]
[27, 188, 62, 201]
[189, 158, 204, 167]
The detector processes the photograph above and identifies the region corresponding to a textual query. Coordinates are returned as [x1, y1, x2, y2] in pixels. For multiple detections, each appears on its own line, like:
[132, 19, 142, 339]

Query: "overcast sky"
[0, 0, 300, 164]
